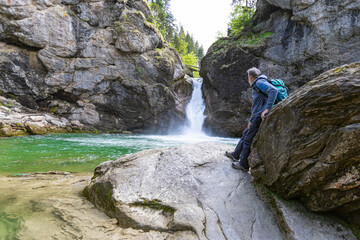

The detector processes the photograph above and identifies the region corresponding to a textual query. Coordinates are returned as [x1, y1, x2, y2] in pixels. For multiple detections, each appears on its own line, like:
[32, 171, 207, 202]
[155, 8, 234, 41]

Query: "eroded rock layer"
[0, 96, 83, 136]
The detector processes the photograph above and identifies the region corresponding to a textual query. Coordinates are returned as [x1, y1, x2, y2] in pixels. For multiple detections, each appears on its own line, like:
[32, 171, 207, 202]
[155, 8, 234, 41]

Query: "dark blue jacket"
[249, 75, 278, 122]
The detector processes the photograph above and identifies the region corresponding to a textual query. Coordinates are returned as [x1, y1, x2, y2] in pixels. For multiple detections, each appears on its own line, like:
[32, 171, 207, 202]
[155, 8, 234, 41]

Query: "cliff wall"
[200, 0, 360, 136]
[0, 0, 190, 133]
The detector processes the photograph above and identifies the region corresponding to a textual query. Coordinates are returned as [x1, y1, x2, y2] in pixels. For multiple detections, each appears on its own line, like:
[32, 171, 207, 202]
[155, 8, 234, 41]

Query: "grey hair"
[247, 67, 261, 78]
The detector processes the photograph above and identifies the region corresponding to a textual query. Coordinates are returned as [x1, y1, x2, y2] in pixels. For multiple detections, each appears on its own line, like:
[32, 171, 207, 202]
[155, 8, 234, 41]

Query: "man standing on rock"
[226, 67, 278, 172]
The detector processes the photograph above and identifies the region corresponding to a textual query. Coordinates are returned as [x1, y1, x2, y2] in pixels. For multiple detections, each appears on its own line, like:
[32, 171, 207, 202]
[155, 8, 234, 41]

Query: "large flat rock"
[85, 142, 357, 239]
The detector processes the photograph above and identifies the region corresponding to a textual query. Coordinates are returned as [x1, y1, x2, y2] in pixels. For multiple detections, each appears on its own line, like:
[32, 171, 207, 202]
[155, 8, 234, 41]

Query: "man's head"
[247, 67, 261, 85]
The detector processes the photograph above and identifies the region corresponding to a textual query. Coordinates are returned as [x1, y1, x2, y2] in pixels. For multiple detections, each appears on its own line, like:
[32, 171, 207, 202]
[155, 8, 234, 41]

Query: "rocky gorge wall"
[0, 0, 191, 134]
[200, 0, 360, 136]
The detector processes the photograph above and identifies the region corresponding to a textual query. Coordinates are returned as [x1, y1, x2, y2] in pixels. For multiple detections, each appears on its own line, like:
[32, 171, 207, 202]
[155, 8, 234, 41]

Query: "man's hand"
[261, 109, 269, 121]
[247, 121, 251, 129]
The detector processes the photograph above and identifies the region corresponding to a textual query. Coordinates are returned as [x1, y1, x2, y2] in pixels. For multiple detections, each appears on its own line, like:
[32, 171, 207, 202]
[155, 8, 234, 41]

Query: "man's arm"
[256, 80, 278, 120]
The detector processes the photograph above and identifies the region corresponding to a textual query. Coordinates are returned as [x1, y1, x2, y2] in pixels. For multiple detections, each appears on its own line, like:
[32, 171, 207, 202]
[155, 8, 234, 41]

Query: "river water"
[0, 133, 237, 175]
[0, 78, 237, 176]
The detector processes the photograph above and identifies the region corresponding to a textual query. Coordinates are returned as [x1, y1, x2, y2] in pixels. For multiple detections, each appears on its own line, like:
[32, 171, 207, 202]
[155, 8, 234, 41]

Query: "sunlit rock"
[85, 142, 357, 239]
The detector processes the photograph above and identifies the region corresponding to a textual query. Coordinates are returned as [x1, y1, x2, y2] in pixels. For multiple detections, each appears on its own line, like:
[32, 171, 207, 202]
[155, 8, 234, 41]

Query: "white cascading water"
[183, 78, 206, 135]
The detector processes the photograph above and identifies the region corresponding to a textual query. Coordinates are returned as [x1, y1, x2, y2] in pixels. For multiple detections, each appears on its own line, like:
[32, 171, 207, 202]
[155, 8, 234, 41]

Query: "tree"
[197, 46, 204, 63]
[149, 0, 175, 42]
[228, 2, 256, 37]
[232, 0, 257, 8]
[185, 32, 195, 54]
[148, 0, 204, 68]
[178, 27, 188, 56]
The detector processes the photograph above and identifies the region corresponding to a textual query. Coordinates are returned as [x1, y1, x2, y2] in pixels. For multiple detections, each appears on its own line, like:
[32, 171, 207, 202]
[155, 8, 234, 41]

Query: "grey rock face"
[250, 63, 360, 227]
[84, 142, 357, 239]
[0, 0, 188, 133]
[200, 0, 360, 136]
[260, 187, 357, 240]
[114, 8, 165, 53]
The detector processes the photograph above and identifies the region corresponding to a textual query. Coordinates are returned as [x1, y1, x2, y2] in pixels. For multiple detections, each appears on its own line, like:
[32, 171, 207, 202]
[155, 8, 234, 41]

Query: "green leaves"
[148, 0, 204, 69]
[228, 5, 255, 37]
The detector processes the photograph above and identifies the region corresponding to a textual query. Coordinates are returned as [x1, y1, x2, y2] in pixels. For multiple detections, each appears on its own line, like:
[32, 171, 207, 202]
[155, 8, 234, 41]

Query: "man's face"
[248, 75, 253, 85]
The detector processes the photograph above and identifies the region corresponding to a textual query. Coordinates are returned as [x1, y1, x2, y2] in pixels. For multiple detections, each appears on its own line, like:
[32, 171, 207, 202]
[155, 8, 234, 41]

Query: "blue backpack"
[254, 79, 289, 104]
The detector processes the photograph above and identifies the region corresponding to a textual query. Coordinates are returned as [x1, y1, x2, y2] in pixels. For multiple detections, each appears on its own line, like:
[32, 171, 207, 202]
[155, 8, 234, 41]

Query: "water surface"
[0, 133, 237, 175]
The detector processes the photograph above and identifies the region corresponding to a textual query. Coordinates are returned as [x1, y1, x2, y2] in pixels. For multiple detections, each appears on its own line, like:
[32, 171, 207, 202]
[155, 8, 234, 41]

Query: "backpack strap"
[252, 78, 268, 97]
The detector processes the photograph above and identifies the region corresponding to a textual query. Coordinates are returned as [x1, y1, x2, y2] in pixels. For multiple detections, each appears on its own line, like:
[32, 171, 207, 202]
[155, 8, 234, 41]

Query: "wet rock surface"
[85, 142, 357, 239]
[250, 63, 360, 227]
[0, 0, 189, 133]
[0, 173, 200, 239]
[200, 0, 360, 136]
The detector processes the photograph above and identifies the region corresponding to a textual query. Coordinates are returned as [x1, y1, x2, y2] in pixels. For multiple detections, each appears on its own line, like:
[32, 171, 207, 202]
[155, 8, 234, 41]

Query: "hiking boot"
[225, 151, 239, 162]
[232, 162, 249, 172]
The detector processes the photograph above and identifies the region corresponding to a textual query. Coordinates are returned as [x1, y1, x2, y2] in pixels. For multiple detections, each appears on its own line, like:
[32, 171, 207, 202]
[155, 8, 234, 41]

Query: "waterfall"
[183, 78, 206, 135]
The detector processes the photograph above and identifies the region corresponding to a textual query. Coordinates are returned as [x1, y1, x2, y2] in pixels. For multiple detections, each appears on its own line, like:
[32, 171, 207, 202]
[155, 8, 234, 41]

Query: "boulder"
[200, 0, 360, 136]
[250, 63, 360, 227]
[84, 142, 357, 239]
[0, 0, 188, 133]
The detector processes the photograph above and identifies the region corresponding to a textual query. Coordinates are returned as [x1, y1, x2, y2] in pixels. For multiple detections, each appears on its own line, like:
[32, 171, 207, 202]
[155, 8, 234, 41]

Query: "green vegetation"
[135, 67, 145, 79]
[228, 4, 255, 37]
[337, 218, 360, 239]
[212, 1, 274, 53]
[237, 31, 274, 47]
[65, 10, 75, 17]
[49, 106, 58, 115]
[131, 199, 176, 216]
[114, 21, 126, 32]
[214, 0, 258, 39]
[148, 0, 203, 76]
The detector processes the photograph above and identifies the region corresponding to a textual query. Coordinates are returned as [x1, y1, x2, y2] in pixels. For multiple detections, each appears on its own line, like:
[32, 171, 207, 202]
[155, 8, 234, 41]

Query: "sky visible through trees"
[149, 0, 204, 70]
[148, 0, 257, 69]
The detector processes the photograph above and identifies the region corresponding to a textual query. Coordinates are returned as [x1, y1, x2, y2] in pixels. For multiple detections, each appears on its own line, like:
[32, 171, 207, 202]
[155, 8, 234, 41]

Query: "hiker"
[225, 67, 278, 172]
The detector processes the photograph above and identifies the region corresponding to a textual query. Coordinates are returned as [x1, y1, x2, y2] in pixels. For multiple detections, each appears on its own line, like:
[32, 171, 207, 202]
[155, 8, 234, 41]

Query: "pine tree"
[148, 0, 204, 69]
[149, 0, 175, 42]
[178, 27, 188, 56]
[197, 46, 204, 63]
